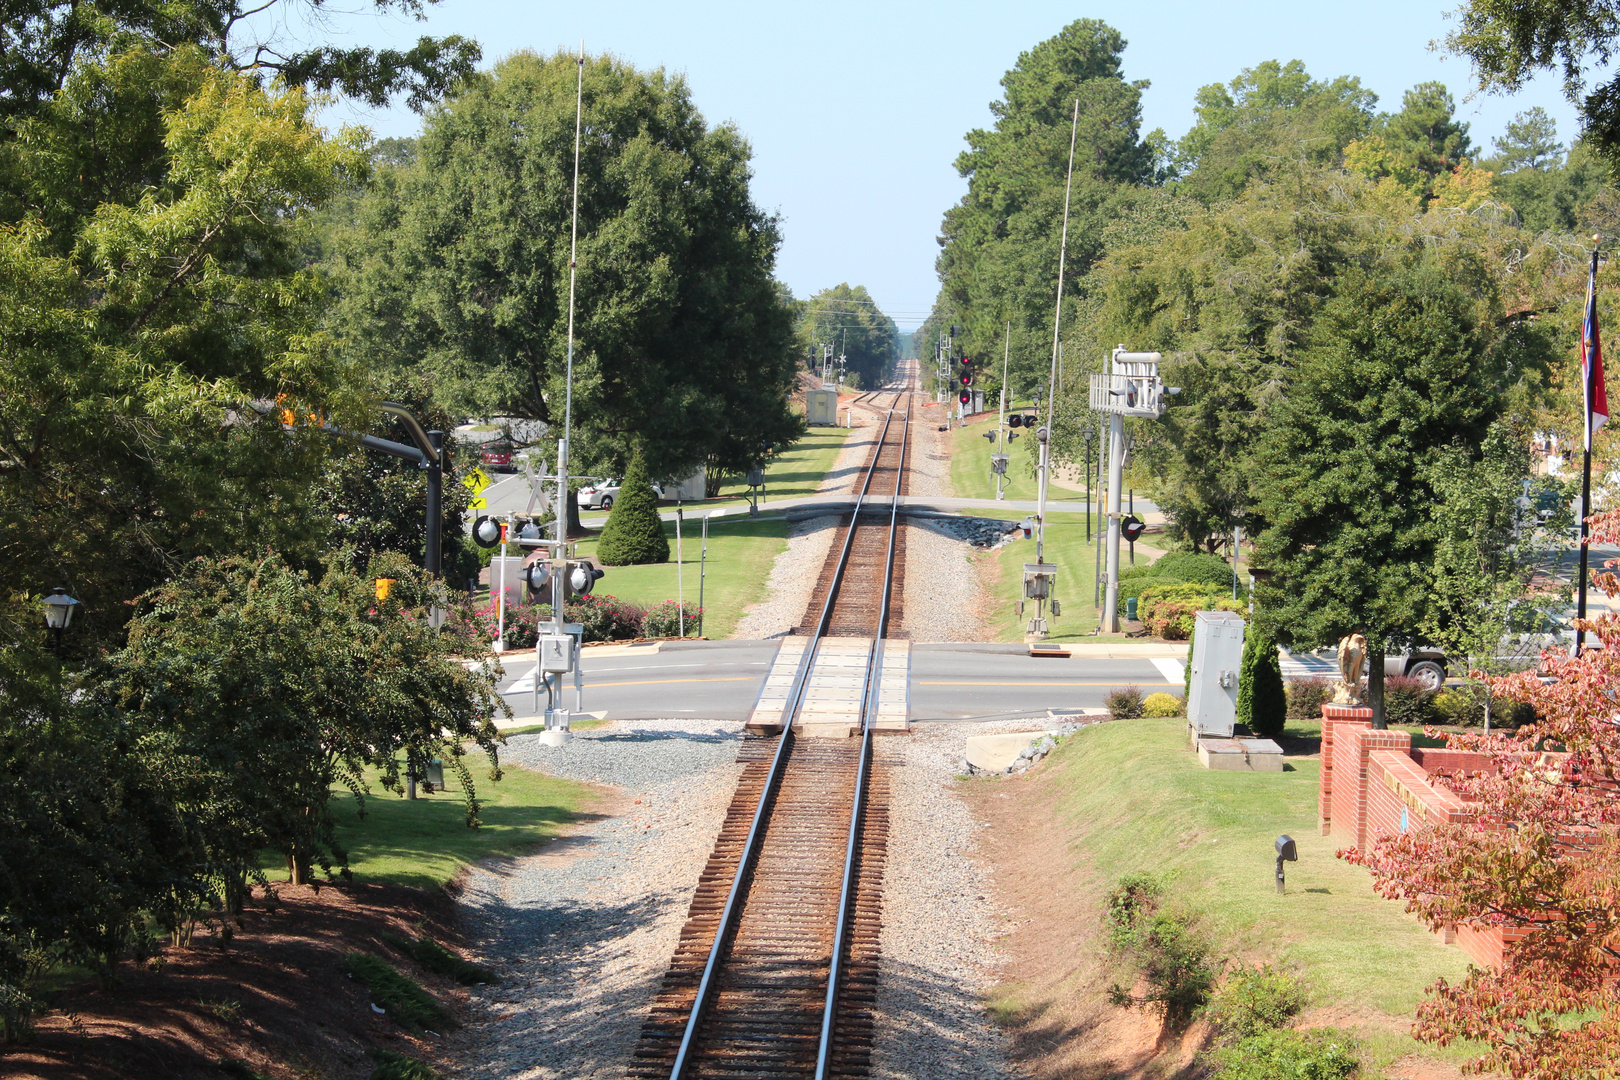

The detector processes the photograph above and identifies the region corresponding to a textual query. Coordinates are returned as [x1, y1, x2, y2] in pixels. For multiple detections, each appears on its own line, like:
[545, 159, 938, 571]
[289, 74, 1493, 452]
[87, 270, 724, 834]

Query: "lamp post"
[42, 588, 80, 654]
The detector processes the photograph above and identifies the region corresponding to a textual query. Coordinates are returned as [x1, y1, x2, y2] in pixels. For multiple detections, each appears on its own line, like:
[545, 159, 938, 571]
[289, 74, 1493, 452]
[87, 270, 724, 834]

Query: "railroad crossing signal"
[1008, 413, 1022, 428]
[472, 515, 503, 549]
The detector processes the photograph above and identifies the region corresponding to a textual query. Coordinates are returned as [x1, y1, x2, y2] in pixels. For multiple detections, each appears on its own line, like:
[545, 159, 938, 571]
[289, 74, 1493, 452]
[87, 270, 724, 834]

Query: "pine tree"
[1236, 623, 1286, 738]
[596, 451, 669, 566]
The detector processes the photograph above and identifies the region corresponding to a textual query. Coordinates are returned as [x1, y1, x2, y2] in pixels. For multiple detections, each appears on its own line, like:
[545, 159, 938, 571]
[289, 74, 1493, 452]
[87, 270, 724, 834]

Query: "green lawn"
[283, 757, 595, 890]
[948, 407, 1095, 503]
[1015, 718, 1478, 1071]
[979, 511, 1169, 643]
[573, 516, 788, 639]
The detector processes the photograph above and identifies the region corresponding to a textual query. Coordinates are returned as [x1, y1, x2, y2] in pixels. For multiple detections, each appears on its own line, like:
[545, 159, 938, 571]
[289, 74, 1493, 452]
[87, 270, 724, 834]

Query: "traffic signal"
[1121, 515, 1146, 543]
[472, 515, 503, 549]
[1008, 414, 1023, 428]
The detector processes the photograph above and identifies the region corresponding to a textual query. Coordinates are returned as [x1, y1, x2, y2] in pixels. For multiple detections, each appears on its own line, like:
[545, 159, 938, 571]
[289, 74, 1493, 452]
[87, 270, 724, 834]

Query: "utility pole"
[996, 321, 1010, 501]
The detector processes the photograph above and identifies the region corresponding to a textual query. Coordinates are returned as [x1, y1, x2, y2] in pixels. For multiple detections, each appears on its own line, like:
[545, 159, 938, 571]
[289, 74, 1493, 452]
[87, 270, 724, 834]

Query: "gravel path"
[901, 412, 995, 642]
[869, 722, 1025, 1078]
[449, 720, 745, 1080]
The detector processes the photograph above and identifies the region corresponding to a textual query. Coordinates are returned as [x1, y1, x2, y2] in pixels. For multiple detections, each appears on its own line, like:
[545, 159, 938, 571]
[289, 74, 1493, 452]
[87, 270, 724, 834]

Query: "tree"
[1479, 110, 1609, 234]
[102, 551, 505, 893]
[595, 450, 668, 566]
[934, 19, 1153, 395]
[0, 44, 369, 649]
[1443, 0, 1620, 178]
[797, 283, 899, 389]
[0, 1, 478, 132]
[1252, 261, 1542, 726]
[326, 50, 800, 488]
[1344, 509, 1620, 1078]
[1235, 623, 1285, 739]
[1173, 60, 1378, 200]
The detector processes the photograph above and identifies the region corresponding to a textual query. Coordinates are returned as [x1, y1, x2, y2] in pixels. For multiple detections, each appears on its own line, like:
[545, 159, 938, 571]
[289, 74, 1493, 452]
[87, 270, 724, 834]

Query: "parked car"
[576, 478, 663, 511]
[479, 442, 516, 472]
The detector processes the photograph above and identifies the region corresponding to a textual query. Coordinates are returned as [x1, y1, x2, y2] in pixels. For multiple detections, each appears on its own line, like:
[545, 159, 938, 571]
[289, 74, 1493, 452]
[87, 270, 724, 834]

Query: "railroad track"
[628, 384, 913, 1079]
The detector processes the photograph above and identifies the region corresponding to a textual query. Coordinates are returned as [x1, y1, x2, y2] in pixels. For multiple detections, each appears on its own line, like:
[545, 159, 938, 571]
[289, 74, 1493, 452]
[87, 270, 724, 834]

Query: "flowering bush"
[643, 600, 701, 638]
[1142, 692, 1184, 717]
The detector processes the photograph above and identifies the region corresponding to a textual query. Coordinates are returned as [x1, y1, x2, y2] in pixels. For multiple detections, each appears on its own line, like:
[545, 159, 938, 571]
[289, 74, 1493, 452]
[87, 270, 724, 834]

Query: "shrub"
[1237, 626, 1286, 739]
[566, 594, 645, 641]
[595, 451, 669, 565]
[368, 1049, 443, 1080]
[1136, 582, 1245, 640]
[384, 931, 498, 986]
[1204, 964, 1308, 1042]
[1104, 873, 1215, 1028]
[1432, 684, 1535, 728]
[440, 596, 494, 655]
[1382, 675, 1436, 726]
[1186, 627, 1194, 698]
[341, 953, 454, 1032]
[1116, 575, 1179, 616]
[1105, 684, 1144, 719]
[1147, 551, 1236, 588]
[1142, 692, 1184, 717]
[1205, 1027, 1358, 1080]
[1286, 677, 1333, 721]
[643, 600, 702, 638]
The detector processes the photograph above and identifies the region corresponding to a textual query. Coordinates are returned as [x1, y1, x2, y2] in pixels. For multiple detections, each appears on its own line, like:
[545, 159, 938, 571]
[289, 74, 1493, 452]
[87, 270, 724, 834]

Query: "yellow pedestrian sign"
[463, 466, 493, 509]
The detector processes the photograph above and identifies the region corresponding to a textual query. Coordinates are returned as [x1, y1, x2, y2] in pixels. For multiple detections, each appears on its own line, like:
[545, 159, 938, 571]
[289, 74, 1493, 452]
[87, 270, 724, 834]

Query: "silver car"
[576, 478, 663, 511]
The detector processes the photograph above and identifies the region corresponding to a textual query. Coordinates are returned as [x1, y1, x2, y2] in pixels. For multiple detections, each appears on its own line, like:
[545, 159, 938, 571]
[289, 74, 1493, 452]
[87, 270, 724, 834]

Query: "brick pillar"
[1332, 724, 1413, 849]
[1318, 704, 1372, 835]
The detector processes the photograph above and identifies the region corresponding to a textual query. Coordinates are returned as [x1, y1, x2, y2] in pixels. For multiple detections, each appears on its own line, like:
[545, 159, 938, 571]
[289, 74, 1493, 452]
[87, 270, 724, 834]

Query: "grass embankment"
[572, 516, 788, 639]
[995, 718, 1476, 1073]
[282, 758, 596, 890]
[948, 408, 1095, 502]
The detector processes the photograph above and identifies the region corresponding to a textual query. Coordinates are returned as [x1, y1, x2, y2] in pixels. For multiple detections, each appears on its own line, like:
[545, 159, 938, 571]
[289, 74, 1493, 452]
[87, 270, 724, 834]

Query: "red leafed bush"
[1341, 507, 1620, 1079]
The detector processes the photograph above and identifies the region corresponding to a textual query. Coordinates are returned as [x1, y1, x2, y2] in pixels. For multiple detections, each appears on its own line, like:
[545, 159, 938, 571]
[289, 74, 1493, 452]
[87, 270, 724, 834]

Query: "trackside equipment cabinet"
[1187, 610, 1246, 737]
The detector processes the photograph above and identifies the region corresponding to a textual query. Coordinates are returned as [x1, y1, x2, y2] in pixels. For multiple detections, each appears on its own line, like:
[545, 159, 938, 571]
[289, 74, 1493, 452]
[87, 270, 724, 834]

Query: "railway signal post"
[1089, 346, 1175, 632]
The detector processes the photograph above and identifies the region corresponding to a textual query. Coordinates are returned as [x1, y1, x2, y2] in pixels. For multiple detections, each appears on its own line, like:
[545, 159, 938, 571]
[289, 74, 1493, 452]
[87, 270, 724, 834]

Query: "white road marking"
[1151, 658, 1185, 684]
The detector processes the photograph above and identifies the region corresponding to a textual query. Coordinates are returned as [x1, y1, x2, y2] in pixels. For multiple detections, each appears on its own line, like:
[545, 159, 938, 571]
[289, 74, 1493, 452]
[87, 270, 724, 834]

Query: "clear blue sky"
[272, 1, 1584, 330]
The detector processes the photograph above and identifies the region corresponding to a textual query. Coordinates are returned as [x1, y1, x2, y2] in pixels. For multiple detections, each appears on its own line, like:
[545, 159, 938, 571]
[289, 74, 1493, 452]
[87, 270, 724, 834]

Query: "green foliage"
[1141, 692, 1184, 718]
[1204, 964, 1309, 1043]
[368, 1050, 443, 1080]
[935, 19, 1153, 396]
[1173, 60, 1376, 199]
[1382, 676, 1437, 727]
[1146, 551, 1237, 587]
[1104, 873, 1216, 1027]
[596, 452, 670, 566]
[1104, 685, 1145, 719]
[1136, 582, 1243, 640]
[1287, 678, 1334, 722]
[797, 284, 898, 388]
[1237, 624, 1287, 739]
[101, 552, 505, 901]
[643, 600, 702, 638]
[341, 953, 454, 1032]
[384, 932, 499, 986]
[1253, 259, 1541, 670]
[1205, 1028, 1359, 1080]
[326, 50, 801, 483]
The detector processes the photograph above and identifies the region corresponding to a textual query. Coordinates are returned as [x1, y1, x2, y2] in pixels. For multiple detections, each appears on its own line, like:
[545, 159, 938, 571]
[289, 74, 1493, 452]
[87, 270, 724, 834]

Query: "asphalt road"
[495, 639, 1182, 723]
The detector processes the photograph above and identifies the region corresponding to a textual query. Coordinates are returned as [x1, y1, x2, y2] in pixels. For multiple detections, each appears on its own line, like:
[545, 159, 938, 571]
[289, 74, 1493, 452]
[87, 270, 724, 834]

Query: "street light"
[1081, 425, 1095, 542]
[41, 587, 80, 654]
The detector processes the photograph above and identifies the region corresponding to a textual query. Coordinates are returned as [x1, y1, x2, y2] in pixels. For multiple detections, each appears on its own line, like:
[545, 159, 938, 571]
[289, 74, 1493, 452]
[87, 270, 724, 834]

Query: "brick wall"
[1329, 723, 1412, 849]
[1366, 750, 1477, 845]
[1410, 748, 1498, 775]
[1318, 705, 1372, 834]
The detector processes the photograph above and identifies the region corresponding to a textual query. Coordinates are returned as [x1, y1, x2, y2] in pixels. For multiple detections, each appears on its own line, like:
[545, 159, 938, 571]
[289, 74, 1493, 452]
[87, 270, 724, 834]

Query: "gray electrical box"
[1187, 610, 1246, 738]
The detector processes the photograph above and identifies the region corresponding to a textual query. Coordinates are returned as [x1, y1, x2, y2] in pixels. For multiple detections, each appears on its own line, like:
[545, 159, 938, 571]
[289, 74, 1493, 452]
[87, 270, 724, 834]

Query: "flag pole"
[1577, 237, 1603, 656]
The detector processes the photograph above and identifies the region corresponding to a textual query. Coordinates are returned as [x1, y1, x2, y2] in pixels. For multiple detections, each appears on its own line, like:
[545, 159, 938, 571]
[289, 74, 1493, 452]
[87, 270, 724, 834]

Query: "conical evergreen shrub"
[596, 451, 669, 566]
[1235, 623, 1286, 739]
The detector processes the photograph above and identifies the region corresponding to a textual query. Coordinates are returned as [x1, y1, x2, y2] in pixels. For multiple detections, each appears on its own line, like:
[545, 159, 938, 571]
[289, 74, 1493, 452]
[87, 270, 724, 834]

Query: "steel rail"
[666, 391, 905, 1080]
[815, 391, 909, 1079]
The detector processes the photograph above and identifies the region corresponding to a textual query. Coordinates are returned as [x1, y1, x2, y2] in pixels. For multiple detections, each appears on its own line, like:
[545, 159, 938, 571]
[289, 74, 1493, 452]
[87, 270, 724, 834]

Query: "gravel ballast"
[869, 721, 1024, 1079]
[450, 720, 745, 1080]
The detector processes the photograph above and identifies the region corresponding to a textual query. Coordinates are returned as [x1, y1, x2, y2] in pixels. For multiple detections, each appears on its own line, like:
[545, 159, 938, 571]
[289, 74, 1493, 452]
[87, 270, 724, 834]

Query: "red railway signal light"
[959, 390, 971, 405]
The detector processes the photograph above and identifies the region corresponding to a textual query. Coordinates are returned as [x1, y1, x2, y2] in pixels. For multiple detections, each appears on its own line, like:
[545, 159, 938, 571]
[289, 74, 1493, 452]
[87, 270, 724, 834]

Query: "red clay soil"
[964, 768, 1210, 1080]
[4, 882, 470, 1080]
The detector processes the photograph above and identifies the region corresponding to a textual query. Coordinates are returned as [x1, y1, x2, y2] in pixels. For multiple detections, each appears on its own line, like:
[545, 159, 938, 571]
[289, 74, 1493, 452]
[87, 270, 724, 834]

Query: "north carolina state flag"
[1584, 254, 1608, 451]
